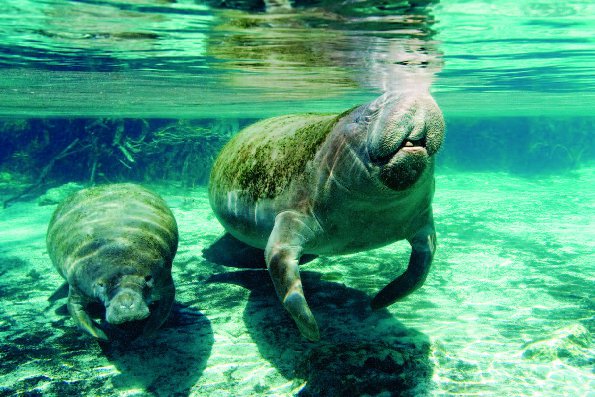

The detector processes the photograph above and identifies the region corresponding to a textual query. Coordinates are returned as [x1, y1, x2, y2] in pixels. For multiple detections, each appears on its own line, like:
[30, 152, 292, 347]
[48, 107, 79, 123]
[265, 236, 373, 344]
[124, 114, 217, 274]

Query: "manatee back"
[46, 183, 178, 281]
[209, 113, 339, 204]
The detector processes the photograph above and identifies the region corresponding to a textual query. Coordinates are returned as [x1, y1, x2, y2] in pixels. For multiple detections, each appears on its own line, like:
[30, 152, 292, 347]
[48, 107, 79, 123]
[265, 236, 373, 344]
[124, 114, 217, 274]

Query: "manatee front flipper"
[48, 282, 70, 303]
[265, 210, 320, 341]
[143, 276, 175, 336]
[67, 287, 108, 340]
[371, 221, 436, 310]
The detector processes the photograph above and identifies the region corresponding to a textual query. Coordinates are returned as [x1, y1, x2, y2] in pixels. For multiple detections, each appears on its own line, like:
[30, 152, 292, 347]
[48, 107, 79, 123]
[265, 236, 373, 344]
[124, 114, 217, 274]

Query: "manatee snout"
[367, 93, 443, 163]
[106, 289, 151, 324]
[104, 274, 152, 324]
[365, 93, 444, 190]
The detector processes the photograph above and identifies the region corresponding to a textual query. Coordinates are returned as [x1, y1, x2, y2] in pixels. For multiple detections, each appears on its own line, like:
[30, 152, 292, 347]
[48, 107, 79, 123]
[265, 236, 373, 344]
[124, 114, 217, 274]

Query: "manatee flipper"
[67, 287, 108, 340]
[265, 210, 320, 341]
[142, 276, 175, 336]
[48, 282, 70, 302]
[371, 221, 436, 310]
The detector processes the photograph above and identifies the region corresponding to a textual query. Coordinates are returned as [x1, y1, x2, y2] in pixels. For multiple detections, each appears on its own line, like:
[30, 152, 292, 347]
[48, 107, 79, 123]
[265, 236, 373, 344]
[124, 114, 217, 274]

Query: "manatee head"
[90, 265, 154, 325]
[364, 92, 444, 190]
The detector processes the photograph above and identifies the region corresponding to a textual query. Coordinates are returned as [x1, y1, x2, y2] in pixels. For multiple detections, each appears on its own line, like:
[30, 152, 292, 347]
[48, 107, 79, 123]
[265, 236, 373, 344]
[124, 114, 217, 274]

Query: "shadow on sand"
[0, 250, 214, 396]
[99, 302, 214, 396]
[203, 233, 318, 269]
[208, 269, 433, 396]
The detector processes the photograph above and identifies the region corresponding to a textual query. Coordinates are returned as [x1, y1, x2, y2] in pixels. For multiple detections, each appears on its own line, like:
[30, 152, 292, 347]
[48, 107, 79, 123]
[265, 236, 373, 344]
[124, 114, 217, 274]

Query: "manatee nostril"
[107, 290, 150, 324]
[118, 295, 135, 309]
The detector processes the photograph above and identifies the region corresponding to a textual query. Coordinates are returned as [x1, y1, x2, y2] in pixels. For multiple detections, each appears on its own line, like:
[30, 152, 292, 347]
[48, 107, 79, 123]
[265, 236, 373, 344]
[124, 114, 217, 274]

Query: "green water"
[0, 0, 593, 396]
[0, 171, 593, 396]
[1, 0, 593, 117]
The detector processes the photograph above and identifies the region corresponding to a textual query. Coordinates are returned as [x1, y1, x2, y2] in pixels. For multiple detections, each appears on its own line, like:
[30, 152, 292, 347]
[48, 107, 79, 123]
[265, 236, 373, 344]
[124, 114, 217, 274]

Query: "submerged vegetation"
[0, 118, 244, 207]
[0, 115, 593, 206]
[437, 116, 595, 174]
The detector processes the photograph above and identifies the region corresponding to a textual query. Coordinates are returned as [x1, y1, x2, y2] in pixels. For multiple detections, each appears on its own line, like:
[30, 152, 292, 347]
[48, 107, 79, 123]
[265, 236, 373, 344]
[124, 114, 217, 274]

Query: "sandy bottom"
[0, 169, 593, 396]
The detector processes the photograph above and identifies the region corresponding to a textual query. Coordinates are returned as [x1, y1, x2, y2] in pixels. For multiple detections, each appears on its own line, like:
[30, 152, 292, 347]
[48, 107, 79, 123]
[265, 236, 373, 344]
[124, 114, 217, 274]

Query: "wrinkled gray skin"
[209, 92, 445, 341]
[47, 184, 178, 340]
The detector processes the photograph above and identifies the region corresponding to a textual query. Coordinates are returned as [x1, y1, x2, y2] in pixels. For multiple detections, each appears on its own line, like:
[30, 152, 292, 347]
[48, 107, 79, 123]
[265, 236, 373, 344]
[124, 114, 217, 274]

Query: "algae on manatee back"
[210, 113, 338, 201]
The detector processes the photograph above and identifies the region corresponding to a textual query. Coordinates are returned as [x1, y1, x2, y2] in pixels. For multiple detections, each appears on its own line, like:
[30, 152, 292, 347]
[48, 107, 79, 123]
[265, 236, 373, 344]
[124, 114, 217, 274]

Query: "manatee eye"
[354, 114, 371, 125]
[144, 275, 154, 287]
[95, 280, 107, 294]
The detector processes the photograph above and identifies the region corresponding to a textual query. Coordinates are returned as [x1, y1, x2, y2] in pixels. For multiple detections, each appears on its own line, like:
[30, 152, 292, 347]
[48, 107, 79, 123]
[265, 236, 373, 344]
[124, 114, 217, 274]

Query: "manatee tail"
[371, 232, 435, 310]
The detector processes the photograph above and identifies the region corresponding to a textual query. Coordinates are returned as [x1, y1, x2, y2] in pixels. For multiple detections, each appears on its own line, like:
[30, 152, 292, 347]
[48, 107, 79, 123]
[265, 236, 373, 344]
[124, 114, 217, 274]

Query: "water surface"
[1, 0, 592, 117]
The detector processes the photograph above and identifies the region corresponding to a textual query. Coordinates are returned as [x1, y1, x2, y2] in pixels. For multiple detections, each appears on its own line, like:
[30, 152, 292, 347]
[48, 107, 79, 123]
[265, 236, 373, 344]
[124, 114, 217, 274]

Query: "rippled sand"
[0, 169, 593, 396]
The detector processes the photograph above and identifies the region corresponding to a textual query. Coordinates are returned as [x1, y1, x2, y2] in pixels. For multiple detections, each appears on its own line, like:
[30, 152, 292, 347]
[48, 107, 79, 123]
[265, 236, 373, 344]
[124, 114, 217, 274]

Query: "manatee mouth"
[373, 135, 430, 191]
[101, 301, 157, 340]
[371, 136, 427, 166]
[400, 137, 427, 152]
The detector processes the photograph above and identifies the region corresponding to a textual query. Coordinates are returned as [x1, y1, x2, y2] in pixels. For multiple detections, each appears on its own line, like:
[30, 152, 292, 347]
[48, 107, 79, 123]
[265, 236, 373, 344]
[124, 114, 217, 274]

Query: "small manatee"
[46, 183, 178, 340]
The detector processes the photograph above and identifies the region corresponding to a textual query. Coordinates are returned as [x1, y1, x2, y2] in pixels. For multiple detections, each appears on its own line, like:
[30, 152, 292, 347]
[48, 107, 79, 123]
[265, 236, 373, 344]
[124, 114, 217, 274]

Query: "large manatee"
[47, 183, 178, 340]
[209, 92, 445, 340]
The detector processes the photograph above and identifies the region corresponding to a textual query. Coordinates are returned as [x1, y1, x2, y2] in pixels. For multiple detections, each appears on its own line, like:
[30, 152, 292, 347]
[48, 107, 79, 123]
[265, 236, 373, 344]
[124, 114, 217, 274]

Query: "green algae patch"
[211, 113, 339, 201]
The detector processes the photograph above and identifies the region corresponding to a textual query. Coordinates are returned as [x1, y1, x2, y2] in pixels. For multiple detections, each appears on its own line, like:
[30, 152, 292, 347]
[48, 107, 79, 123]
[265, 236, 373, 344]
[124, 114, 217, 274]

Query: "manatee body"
[209, 92, 445, 341]
[47, 183, 178, 340]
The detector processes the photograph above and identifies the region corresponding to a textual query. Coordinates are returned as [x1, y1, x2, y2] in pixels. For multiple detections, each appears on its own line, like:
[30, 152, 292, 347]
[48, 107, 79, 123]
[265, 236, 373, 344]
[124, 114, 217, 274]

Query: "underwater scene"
[0, 0, 593, 396]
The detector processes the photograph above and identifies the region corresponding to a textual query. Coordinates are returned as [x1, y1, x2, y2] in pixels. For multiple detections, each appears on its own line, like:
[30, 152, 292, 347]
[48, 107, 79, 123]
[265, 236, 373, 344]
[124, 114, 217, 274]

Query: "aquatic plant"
[0, 118, 240, 207]
[0, 115, 592, 207]
[436, 116, 594, 174]
[137, 119, 239, 187]
[525, 117, 592, 171]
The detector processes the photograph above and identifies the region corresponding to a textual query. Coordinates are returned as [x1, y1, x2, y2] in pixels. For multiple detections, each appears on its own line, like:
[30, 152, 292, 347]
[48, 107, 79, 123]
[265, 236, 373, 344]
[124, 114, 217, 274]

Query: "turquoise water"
[0, 1, 594, 396]
[1, 0, 592, 118]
